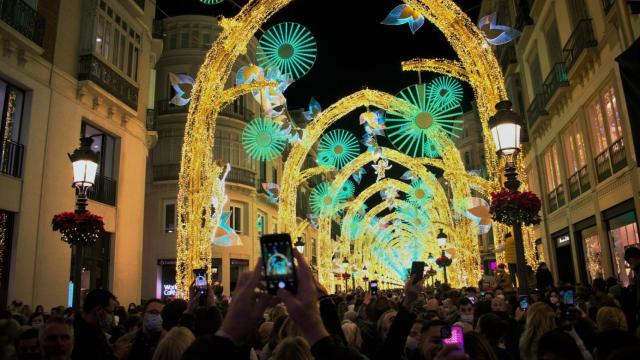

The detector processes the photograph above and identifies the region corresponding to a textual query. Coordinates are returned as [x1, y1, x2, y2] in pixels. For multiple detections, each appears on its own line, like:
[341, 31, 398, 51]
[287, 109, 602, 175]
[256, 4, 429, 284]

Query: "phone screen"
[519, 295, 529, 310]
[260, 233, 297, 295]
[410, 261, 425, 284]
[564, 290, 574, 305]
[441, 326, 465, 352]
[193, 268, 208, 303]
[370, 280, 379, 296]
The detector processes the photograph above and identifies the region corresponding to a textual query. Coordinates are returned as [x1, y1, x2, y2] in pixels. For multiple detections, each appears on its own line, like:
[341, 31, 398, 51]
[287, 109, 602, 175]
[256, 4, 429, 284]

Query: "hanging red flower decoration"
[427, 268, 437, 276]
[489, 189, 541, 226]
[436, 256, 452, 267]
[52, 211, 105, 246]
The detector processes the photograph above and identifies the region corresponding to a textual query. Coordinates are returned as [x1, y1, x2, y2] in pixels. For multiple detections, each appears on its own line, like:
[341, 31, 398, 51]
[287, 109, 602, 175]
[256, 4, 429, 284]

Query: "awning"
[615, 36, 640, 167]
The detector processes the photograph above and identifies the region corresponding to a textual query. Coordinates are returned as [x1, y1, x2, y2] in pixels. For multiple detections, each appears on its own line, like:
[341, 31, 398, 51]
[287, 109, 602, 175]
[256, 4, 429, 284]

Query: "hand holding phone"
[370, 280, 379, 296]
[193, 268, 209, 305]
[519, 295, 529, 310]
[260, 233, 298, 295]
[410, 261, 425, 284]
[441, 326, 465, 353]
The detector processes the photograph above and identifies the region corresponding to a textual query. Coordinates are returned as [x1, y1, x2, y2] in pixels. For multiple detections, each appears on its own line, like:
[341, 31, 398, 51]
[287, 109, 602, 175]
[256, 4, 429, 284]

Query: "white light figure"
[211, 164, 242, 247]
[372, 158, 392, 182]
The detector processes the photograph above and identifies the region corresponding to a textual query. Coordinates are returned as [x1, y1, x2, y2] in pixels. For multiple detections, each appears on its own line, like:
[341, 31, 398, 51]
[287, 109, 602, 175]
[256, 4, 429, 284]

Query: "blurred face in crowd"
[441, 298, 457, 316]
[491, 297, 506, 312]
[406, 321, 423, 351]
[143, 301, 164, 334]
[31, 314, 45, 329]
[425, 298, 440, 312]
[459, 302, 474, 323]
[380, 310, 397, 339]
[16, 336, 39, 358]
[41, 323, 74, 360]
[420, 325, 443, 360]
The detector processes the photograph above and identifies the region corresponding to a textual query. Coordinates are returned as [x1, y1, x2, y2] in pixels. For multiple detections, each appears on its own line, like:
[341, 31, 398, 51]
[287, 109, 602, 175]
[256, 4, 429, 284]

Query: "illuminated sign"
[556, 235, 570, 246]
[163, 284, 176, 297]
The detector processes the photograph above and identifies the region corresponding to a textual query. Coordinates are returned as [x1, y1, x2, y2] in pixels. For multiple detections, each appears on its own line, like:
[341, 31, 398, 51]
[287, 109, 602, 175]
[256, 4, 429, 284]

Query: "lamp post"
[294, 237, 305, 255]
[362, 265, 369, 287]
[342, 257, 349, 291]
[68, 137, 99, 309]
[437, 229, 449, 284]
[489, 100, 528, 296]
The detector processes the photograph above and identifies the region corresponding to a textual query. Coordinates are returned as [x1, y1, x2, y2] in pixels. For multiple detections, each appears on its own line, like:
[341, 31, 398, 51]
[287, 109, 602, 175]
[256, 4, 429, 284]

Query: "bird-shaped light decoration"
[400, 170, 417, 181]
[477, 12, 522, 46]
[352, 167, 366, 184]
[462, 197, 493, 234]
[261, 183, 280, 203]
[212, 211, 242, 247]
[169, 73, 195, 106]
[381, 4, 425, 34]
[360, 110, 386, 136]
[303, 97, 322, 121]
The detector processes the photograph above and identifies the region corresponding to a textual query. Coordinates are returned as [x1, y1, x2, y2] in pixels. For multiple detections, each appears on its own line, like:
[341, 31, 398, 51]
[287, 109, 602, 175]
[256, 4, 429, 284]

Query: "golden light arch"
[176, 0, 508, 296]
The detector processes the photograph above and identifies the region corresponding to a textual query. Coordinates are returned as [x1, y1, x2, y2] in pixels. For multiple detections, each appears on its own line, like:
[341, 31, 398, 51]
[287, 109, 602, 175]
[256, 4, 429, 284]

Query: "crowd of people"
[2, 246, 640, 359]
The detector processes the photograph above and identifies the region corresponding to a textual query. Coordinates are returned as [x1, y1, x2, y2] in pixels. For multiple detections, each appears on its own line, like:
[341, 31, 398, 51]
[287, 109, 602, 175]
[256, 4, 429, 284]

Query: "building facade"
[480, 0, 640, 285]
[0, 0, 160, 308]
[142, 15, 318, 300]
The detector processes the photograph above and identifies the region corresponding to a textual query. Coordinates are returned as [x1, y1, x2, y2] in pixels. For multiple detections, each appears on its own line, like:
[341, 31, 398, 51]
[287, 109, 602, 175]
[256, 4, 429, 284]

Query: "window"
[543, 143, 565, 212]
[180, 32, 189, 48]
[259, 161, 267, 184]
[545, 19, 563, 65]
[164, 200, 176, 233]
[257, 213, 266, 237]
[0, 80, 25, 177]
[607, 212, 639, 286]
[272, 167, 278, 184]
[529, 53, 544, 95]
[229, 205, 243, 234]
[464, 151, 471, 169]
[587, 83, 627, 182]
[233, 96, 244, 115]
[168, 33, 177, 50]
[81, 122, 119, 205]
[202, 33, 211, 48]
[562, 119, 590, 199]
[581, 228, 602, 282]
[93, 1, 141, 82]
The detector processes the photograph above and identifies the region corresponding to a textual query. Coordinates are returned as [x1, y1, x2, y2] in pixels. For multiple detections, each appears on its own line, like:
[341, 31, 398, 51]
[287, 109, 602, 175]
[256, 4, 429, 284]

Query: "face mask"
[460, 313, 474, 324]
[145, 314, 163, 333]
[550, 297, 559, 304]
[99, 313, 113, 331]
[406, 336, 419, 351]
[442, 308, 453, 316]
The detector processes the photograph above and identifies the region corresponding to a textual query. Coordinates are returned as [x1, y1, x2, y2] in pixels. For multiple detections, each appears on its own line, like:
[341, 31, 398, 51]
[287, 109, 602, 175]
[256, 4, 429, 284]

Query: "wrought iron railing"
[156, 100, 188, 115]
[87, 175, 117, 206]
[78, 55, 138, 109]
[526, 95, 548, 128]
[562, 19, 597, 72]
[547, 184, 565, 213]
[0, 140, 24, 178]
[226, 167, 256, 187]
[220, 105, 254, 122]
[567, 165, 590, 200]
[153, 163, 180, 181]
[0, 0, 45, 46]
[602, 0, 616, 13]
[146, 109, 156, 131]
[542, 62, 569, 103]
[594, 138, 627, 183]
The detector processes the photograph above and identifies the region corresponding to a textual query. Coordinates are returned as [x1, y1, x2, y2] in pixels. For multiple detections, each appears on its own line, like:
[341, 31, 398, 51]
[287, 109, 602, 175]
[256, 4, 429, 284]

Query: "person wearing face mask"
[119, 299, 166, 360]
[440, 298, 459, 324]
[72, 288, 118, 360]
[405, 320, 423, 357]
[458, 298, 474, 325]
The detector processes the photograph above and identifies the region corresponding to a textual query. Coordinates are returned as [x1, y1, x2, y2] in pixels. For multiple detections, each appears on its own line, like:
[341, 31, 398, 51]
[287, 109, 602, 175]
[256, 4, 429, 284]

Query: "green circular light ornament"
[257, 22, 317, 80]
[310, 182, 346, 216]
[199, 0, 223, 4]
[339, 179, 356, 199]
[242, 117, 287, 161]
[386, 78, 464, 158]
[317, 129, 360, 169]
[407, 179, 433, 207]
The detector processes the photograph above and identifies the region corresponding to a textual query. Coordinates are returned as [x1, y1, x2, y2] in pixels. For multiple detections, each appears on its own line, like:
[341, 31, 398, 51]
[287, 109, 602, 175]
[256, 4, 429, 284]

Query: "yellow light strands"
[177, 0, 511, 296]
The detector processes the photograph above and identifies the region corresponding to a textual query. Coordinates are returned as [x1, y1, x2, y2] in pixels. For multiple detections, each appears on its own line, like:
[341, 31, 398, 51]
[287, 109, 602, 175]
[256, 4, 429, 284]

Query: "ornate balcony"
[562, 19, 597, 73]
[226, 167, 256, 187]
[0, 0, 45, 46]
[153, 163, 179, 181]
[567, 166, 590, 200]
[594, 138, 627, 183]
[0, 139, 24, 178]
[87, 175, 117, 206]
[542, 62, 569, 104]
[78, 55, 138, 109]
[526, 95, 548, 128]
[156, 100, 188, 115]
[547, 185, 565, 213]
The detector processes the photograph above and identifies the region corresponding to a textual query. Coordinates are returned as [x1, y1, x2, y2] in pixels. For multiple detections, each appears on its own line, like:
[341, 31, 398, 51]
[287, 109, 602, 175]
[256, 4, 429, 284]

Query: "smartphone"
[441, 325, 465, 352]
[370, 280, 379, 296]
[564, 290, 574, 305]
[410, 261, 425, 284]
[260, 233, 298, 295]
[193, 268, 208, 304]
[519, 295, 529, 310]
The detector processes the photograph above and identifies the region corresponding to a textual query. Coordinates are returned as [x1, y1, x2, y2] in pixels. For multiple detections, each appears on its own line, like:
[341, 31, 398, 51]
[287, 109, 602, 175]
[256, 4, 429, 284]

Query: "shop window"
[543, 143, 565, 212]
[581, 228, 603, 281]
[0, 211, 15, 308]
[587, 84, 627, 182]
[230, 259, 249, 292]
[608, 212, 639, 286]
[229, 205, 243, 234]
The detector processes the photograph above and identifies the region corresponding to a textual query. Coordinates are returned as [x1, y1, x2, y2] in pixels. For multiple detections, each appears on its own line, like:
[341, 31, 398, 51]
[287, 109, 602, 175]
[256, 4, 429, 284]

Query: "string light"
[176, 0, 510, 297]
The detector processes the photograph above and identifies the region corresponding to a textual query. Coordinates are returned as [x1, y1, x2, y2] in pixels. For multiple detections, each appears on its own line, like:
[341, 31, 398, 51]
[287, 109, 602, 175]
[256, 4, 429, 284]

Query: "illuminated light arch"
[176, 0, 508, 296]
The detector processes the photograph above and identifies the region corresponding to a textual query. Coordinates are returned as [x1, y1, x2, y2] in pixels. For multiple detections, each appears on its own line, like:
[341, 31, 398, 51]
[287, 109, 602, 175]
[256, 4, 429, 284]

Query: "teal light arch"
[257, 22, 318, 80]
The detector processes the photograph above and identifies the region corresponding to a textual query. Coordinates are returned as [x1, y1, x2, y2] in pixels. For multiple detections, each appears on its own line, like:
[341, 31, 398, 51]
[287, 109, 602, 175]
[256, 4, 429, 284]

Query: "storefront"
[573, 216, 602, 284]
[603, 199, 639, 286]
[552, 229, 575, 284]
[158, 257, 223, 300]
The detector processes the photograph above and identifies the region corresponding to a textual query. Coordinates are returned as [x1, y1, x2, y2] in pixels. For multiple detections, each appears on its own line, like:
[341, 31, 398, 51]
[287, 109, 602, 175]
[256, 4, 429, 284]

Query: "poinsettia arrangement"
[52, 211, 105, 246]
[489, 189, 541, 226]
[426, 267, 437, 277]
[436, 255, 452, 268]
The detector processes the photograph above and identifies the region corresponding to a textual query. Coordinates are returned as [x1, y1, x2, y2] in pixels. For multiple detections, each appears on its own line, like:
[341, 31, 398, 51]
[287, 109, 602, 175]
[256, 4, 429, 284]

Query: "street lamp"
[489, 100, 528, 295]
[68, 137, 99, 309]
[362, 265, 369, 287]
[342, 257, 349, 291]
[436, 229, 449, 284]
[294, 237, 305, 254]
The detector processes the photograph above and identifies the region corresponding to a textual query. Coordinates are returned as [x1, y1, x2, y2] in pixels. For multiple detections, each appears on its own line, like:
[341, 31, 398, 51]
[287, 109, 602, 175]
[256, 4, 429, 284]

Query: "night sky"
[156, 0, 481, 209]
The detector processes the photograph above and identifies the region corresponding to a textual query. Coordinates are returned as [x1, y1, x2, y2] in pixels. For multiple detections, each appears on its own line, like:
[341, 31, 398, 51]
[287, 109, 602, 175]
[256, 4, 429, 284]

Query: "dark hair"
[124, 315, 142, 332]
[594, 330, 640, 360]
[193, 306, 222, 337]
[592, 278, 607, 293]
[143, 298, 163, 312]
[28, 312, 45, 324]
[624, 246, 640, 261]
[17, 327, 39, 341]
[459, 298, 473, 307]
[464, 331, 498, 360]
[161, 299, 188, 331]
[83, 289, 116, 313]
[537, 330, 582, 360]
[477, 313, 508, 346]
[420, 320, 447, 334]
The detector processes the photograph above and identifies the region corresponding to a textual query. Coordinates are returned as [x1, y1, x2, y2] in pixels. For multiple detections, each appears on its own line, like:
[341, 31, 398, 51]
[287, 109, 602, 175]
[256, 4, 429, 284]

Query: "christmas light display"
[169, 73, 195, 106]
[257, 22, 317, 80]
[176, 0, 510, 297]
[242, 117, 287, 161]
[317, 129, 361, 169]
[381, 4, 425, 34]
